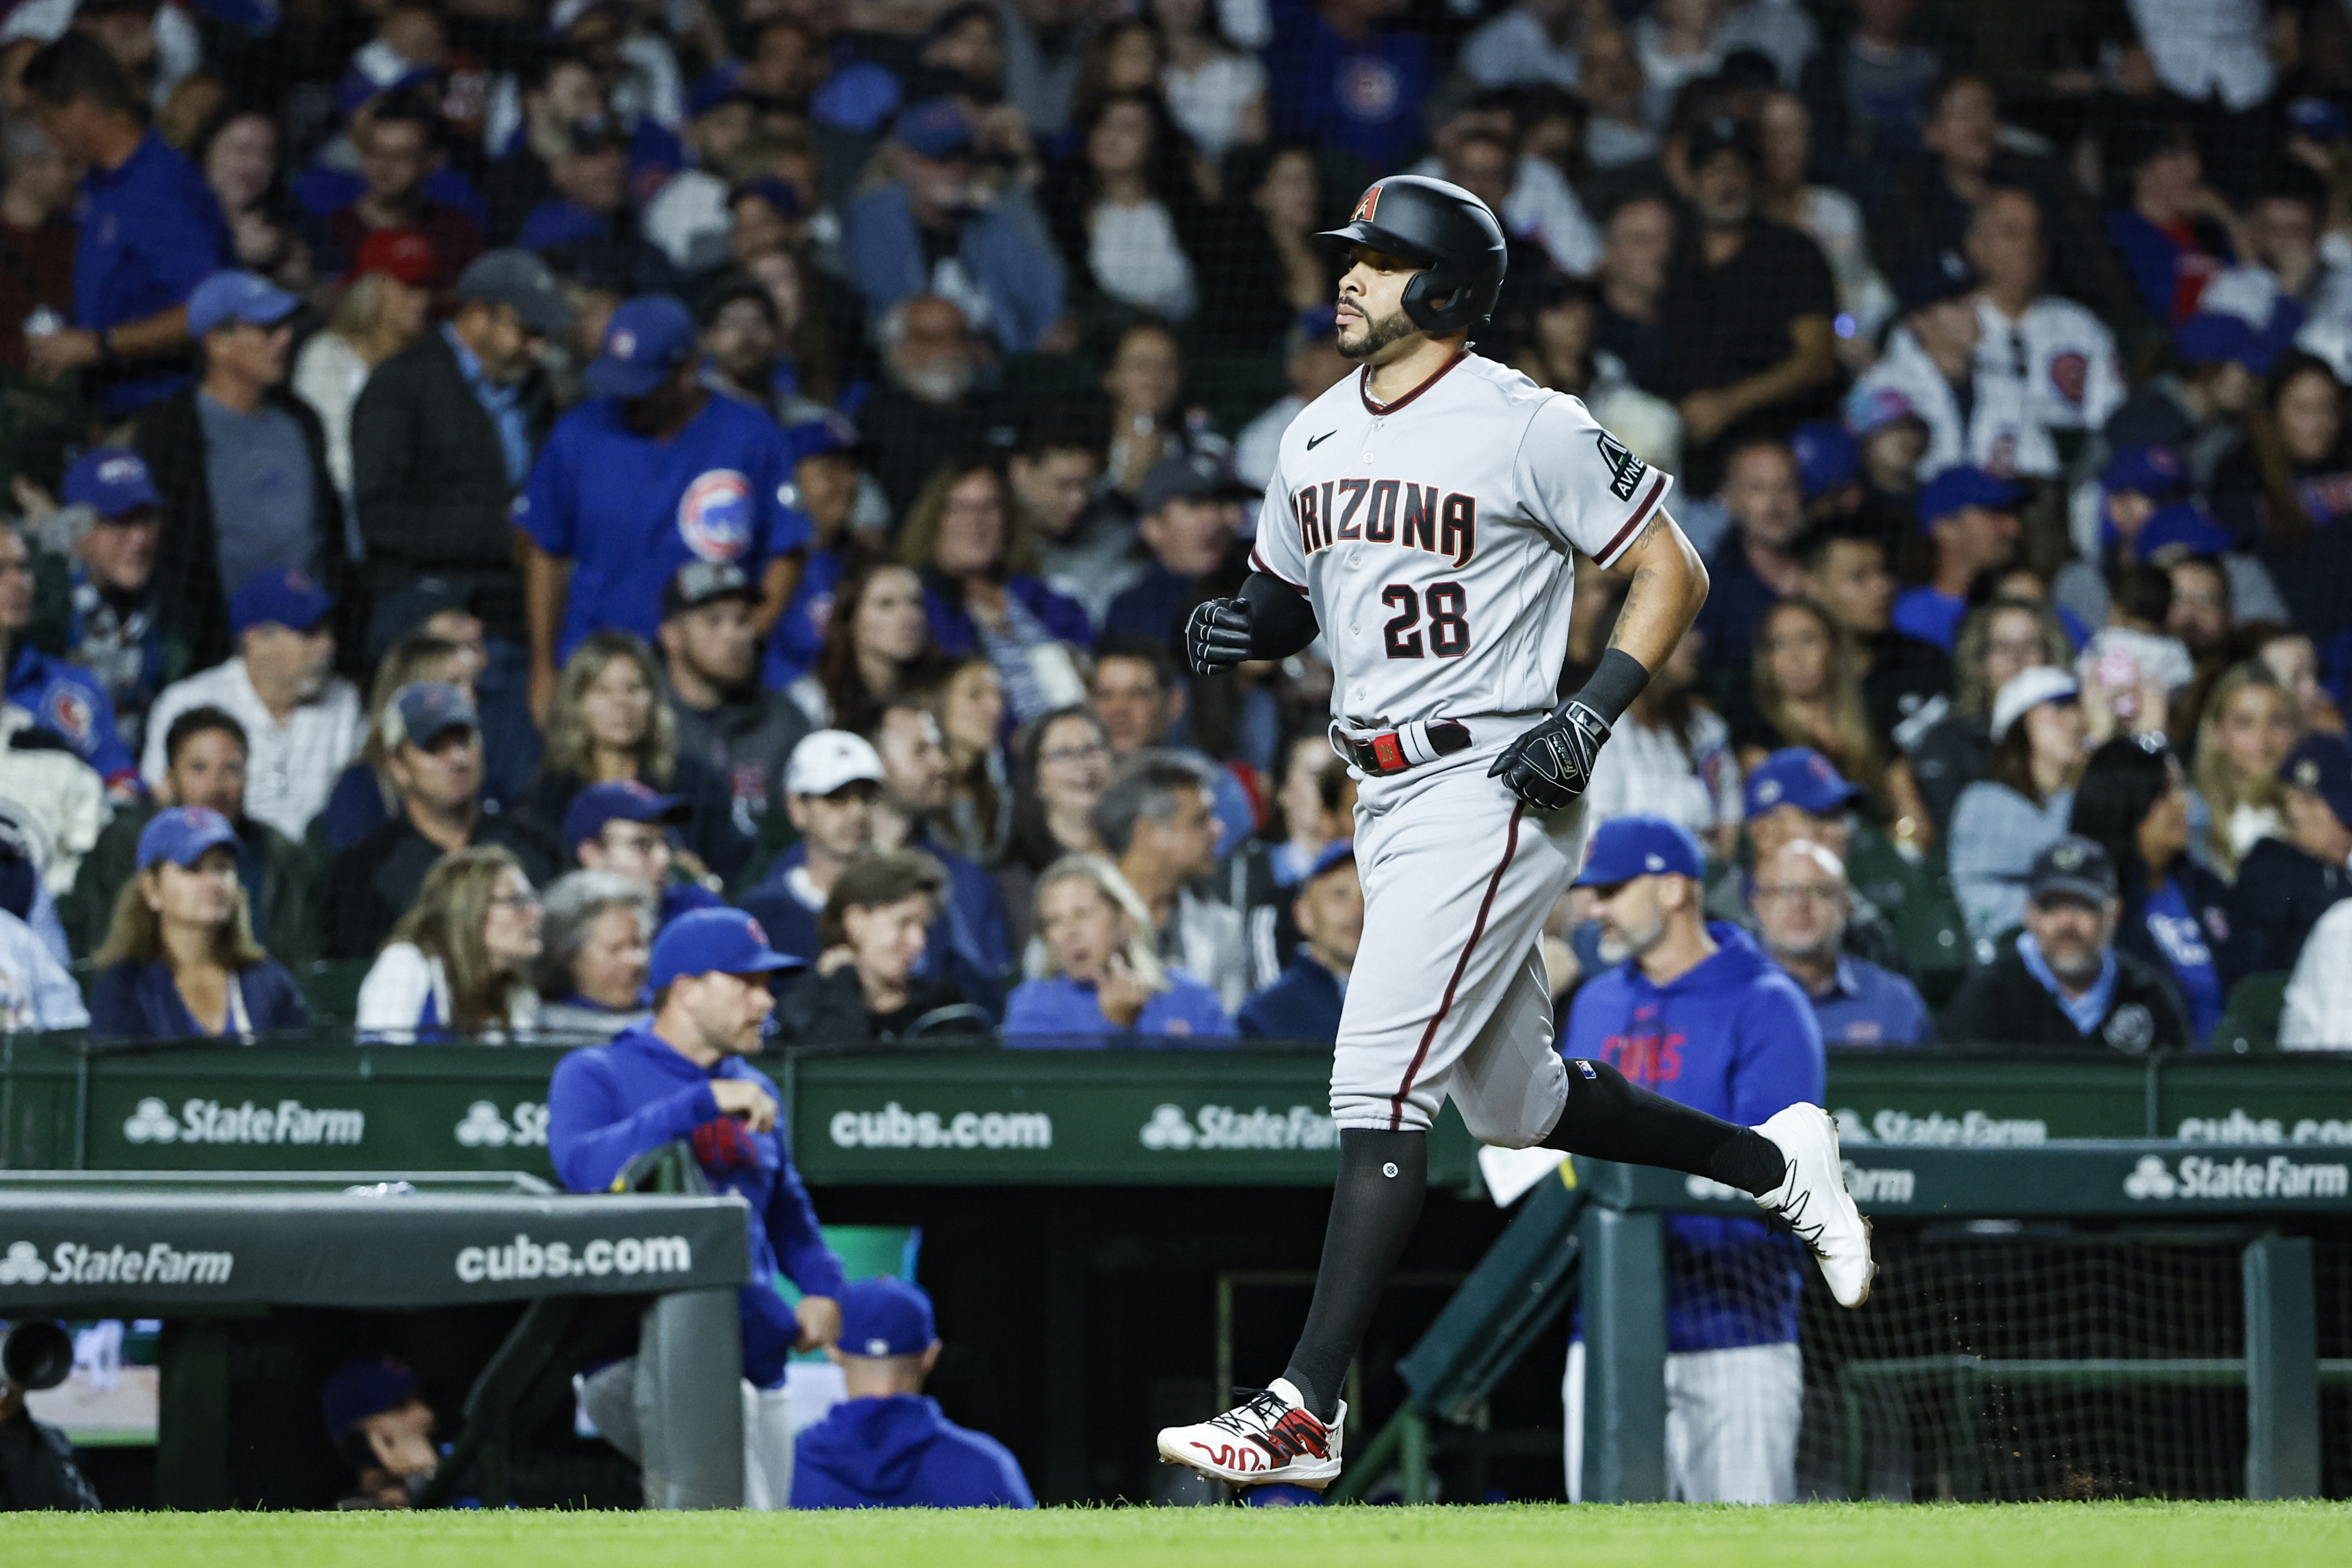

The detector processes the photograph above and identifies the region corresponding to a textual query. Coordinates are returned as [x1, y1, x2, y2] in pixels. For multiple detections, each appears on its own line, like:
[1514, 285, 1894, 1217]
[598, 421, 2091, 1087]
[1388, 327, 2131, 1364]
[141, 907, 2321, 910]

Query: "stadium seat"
[300, 958, 374, 1023]
[2213, 973, 2289, 1055]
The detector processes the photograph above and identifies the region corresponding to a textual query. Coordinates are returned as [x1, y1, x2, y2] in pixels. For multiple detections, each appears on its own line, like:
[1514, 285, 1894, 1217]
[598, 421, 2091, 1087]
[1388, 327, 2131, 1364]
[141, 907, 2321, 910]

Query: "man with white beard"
[858, 293, 996, 516]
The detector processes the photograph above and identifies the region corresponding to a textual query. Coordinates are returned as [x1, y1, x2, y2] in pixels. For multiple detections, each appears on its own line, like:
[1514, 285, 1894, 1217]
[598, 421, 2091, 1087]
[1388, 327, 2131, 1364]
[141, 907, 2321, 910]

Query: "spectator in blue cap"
[549, 907, 848, 1399]
[792, 1276, 1034, 1510]
[2101, 311, 2264, 497]
[516, 294, 809, 720]
[51, 447, 167, 747]
[562, 775, 721, 931]
[1237, 841, 1360, 1041]
[840, 98, 1065, 357]
[88, 805, 308, 1041]
[323, 681, 562, 960]
[1890, 466, 2026, 651]
[319, 1355, 439, 1510]
[136, 267, 348, 676]
[19, 33, 232, 415]
[139, 567, 364, 844]
[2230, 731, 2352, 978]
[0, 522, 140, 799]
[1561, 812, 1822, 1502]
[1852, 250, 1992, 483]
[1787, 421, 1858, 511]
[1726, 746, 1922, 981]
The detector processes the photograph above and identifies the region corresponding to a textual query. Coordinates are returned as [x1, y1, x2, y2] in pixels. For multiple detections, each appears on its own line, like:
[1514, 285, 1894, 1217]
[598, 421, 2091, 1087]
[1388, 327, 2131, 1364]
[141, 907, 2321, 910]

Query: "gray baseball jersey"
[1249, 352, 1683, 1138]
[1251, 353, 1673, 730]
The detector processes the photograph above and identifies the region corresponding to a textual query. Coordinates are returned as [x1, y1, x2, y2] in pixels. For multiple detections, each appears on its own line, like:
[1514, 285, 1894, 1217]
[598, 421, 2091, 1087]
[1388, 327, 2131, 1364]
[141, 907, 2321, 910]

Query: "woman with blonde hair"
[356, 845, 543, 1042]
[291, 231, 436, 509]
[898, 461, 1092, 725]
[316, 632, 487, 849]
[526, 630, 752, 881]
[1741, 598, 1930, 842]
[89, 807, 309, 1040]
[1001, 852, 1231, 1042]
[2190, 662, 2302, 879]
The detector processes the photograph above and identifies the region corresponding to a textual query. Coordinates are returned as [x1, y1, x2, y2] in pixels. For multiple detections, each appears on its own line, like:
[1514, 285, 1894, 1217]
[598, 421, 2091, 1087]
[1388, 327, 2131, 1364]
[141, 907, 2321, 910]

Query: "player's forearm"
[1603, 509, 1708, 675]
[107, 305, 193, 361]
[754, 551, 802, 636]
[1237, 572, 1320, 660]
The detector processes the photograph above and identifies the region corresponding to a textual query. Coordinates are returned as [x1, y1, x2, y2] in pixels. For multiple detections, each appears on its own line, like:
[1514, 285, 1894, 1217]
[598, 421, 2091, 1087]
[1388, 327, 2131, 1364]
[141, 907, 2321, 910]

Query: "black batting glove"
[1185, 597, 1254, 675]
[1488, 701, 1613, 810]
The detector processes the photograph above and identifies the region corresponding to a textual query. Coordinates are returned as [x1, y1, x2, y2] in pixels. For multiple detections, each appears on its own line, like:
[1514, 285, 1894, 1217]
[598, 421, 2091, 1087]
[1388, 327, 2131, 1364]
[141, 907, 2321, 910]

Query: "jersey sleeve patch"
[1592, 470, 1670, 569]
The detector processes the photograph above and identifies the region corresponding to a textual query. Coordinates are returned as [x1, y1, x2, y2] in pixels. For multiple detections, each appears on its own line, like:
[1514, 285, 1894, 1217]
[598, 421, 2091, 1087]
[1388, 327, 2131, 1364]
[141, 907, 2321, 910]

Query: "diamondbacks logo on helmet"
[1595, 432, 1648, 504]
[1351, 185, 1381, 224]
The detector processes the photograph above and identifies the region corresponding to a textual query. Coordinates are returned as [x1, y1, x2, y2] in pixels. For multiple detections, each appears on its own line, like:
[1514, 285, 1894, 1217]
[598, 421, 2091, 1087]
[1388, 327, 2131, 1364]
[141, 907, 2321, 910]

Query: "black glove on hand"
[1185, 597, 1253, 675]
[1488, 700, 1613, 810]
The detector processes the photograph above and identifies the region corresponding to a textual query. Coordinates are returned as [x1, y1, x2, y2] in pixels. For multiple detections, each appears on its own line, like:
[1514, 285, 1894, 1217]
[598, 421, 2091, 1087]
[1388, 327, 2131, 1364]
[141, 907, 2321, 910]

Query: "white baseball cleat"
[1753, 1103, 1875, 1308]
[1155, 1378, 1346, 1491]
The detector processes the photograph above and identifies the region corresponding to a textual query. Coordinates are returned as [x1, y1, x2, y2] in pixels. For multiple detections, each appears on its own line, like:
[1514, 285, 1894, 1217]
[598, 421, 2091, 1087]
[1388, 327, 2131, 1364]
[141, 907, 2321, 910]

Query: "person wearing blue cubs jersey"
[0, 524, 139, 797]
[1558, 814, 1825, 1505]
[517, 295, 810, 720]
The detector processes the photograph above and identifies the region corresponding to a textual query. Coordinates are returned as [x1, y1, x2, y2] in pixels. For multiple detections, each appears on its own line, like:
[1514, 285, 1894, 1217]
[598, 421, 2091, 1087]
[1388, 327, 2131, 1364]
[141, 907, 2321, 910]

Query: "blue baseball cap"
[2175, 311, 2271, 373]
[137, 805, 239, 871]
[1743, 748, 1864, 819]
[1844, 383, 1920, 438]
[781, 410, 858, 467]
[1894, 249, 1974, 317]
[320, 1355, 416, 1437]
[1571, 814, 1705, 889]
[2289, 96, 2351, 144]
[2100, 444, 2186, 499]
[187, 269, 300, 338]
[2283, 732, 2352, 825]
[563, 779, 687, 853]
[649, 906, 805, 991]
[732, 175, 803, 221]
[1919, 465, 2027, 527]
[687, 61, 748, 120]
[838, 1276, 937, 1358]
[895, 97, 974, 159]
[61, 447, 160, 519]
[1300, 839, 1356, 886]
[1789, 420, 1858, 499]
[2135, 503, 2235, 559]
[586, 295, 698, 399]
[229, 567, 334, 637]
[385, 681, 478, 750]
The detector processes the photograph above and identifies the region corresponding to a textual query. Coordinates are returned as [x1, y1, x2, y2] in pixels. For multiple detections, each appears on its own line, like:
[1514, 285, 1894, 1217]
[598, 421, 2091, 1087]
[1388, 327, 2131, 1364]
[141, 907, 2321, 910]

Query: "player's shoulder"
[1457, 355, 1597, 428]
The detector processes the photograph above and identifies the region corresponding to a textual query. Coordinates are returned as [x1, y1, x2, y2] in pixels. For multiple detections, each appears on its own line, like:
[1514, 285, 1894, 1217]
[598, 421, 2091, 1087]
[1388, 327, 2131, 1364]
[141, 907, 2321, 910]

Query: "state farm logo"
[1139, 1103, 1339, 1153]
[454, 1101, 550, 1148]
[2125, 1153, 2351, 1201]
[121, 1095, 364, 1147]
[0, 1239, 233, 1288]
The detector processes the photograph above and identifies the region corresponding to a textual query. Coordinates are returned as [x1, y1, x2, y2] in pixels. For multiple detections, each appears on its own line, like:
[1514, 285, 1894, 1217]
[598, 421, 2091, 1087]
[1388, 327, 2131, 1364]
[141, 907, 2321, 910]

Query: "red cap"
[348, 228, 439, 288]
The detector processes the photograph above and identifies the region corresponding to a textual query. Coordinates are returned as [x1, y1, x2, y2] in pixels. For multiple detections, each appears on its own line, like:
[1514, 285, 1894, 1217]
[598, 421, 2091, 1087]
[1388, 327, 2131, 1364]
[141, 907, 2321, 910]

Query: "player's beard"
[1596, 906, 1666, 966]
[1335, 300, 1416, 361]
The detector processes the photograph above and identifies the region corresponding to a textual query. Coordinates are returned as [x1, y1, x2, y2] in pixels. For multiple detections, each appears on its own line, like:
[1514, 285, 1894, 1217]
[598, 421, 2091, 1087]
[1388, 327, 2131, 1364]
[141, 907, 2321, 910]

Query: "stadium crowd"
[0, 0, 2339, 1059]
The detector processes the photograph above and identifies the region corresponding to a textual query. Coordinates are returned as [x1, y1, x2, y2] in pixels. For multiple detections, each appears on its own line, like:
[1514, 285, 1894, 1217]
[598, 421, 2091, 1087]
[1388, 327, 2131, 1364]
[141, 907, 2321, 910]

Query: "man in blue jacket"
[547, 907, 848, 1391]
[791, 1277, 1033, 1510]
[1238, 841, 1360, 1040]
[1559, 814, 1825, 1505]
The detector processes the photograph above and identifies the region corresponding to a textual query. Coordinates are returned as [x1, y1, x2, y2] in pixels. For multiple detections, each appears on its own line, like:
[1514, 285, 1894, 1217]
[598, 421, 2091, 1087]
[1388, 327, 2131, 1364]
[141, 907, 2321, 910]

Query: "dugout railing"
[1334, 1143, 2352, 1506]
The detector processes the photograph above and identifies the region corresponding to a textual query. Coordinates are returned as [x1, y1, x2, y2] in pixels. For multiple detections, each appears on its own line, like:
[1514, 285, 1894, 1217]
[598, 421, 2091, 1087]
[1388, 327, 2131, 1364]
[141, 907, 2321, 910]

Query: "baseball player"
[1156, 176, 1874, 1492]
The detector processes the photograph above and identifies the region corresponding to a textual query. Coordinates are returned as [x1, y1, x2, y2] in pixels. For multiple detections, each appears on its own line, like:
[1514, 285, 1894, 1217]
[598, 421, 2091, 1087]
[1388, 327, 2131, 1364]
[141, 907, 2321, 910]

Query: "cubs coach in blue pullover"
[1559, 814, 1825, 1505]
[548, 907, 848, 1386]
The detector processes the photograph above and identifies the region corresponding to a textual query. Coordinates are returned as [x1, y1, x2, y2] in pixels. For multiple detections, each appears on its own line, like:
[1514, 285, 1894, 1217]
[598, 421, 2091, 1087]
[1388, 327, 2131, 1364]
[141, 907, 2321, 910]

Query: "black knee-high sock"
[1280, 1128, 1426, 1423]
[1542, 1056, 1786, 1196]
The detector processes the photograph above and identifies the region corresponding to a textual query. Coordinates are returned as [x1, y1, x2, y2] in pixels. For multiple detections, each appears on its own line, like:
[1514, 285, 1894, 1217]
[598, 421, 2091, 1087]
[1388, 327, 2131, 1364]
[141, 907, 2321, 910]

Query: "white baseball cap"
[786, 730, 884, 798]
[1990, 665, 2080, 741]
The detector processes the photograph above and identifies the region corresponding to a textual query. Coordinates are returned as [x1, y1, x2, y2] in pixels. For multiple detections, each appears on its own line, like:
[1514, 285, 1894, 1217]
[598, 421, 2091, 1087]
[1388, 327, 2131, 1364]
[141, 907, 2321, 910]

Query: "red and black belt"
[1336, 718, 1473, 777]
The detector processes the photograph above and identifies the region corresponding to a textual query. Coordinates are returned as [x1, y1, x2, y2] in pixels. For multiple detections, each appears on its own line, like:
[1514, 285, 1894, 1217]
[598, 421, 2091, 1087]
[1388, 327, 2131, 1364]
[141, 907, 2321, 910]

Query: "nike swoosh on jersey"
[1307, 430, 1337, 449]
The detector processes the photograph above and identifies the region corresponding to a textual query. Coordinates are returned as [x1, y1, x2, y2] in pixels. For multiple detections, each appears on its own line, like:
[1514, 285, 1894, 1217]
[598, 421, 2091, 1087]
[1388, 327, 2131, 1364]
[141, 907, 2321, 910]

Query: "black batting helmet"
[1316, 175, 1508, 335]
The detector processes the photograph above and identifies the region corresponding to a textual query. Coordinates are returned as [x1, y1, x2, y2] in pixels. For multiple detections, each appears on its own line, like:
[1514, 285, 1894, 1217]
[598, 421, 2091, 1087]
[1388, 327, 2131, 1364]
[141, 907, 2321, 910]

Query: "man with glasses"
[1749, 837, 1931, 1048]
[321, 681, 561, 958]
[564, 777, 722, 932]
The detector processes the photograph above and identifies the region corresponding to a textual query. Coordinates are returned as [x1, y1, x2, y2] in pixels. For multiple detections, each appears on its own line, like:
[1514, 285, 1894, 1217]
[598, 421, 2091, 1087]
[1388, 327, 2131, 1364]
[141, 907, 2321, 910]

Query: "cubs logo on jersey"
[40, 682, 93, 751]
[678, 469, 754, 562]
[2048, 351, 2088, 406]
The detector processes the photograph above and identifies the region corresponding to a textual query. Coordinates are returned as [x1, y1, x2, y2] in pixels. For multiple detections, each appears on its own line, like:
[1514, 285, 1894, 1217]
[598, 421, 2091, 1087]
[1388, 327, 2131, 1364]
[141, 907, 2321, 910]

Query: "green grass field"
[3, 1503, 2347, 1567]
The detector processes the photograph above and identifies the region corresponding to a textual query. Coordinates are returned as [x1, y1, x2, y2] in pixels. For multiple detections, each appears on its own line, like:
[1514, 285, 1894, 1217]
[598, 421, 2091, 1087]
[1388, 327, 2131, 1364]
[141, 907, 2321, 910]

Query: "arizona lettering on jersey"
[1253, 353, 1671, 729]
